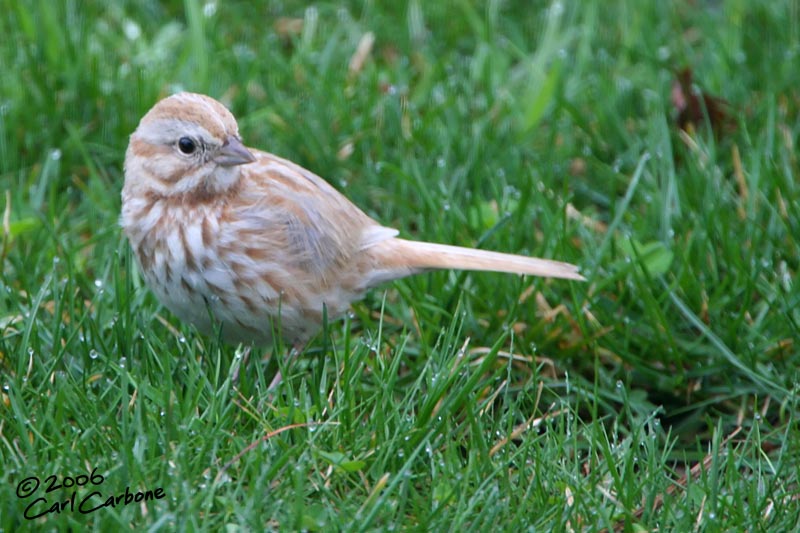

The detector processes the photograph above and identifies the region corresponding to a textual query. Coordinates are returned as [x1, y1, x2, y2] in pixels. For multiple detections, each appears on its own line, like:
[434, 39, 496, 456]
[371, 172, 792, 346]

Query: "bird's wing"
[237, 150, 391, 280]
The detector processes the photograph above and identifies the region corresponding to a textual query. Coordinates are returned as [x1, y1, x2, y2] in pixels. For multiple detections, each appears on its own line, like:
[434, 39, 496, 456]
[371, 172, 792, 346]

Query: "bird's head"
[124, 92, 256, 198]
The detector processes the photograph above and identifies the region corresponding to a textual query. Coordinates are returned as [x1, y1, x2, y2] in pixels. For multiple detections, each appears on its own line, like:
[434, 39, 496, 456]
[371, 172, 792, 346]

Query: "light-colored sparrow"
[121, 92, 584, 346]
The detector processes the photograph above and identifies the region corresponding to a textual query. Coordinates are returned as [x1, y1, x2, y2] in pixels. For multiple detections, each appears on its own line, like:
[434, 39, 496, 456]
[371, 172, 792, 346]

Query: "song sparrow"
[121, 92, 584, 347]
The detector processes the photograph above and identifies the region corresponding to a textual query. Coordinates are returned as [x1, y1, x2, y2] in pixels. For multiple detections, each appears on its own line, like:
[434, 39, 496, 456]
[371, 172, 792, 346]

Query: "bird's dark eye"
[178, 137, 197, 154]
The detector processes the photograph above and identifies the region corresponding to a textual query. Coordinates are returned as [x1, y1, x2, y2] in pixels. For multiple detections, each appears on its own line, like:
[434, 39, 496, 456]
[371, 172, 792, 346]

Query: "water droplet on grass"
[202, 1, 217, 17]
[123, 20, 141, 41]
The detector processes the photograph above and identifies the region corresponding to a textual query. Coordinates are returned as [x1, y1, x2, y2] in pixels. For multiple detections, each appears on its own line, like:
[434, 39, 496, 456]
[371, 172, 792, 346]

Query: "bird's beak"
[215, 136, 256, 167]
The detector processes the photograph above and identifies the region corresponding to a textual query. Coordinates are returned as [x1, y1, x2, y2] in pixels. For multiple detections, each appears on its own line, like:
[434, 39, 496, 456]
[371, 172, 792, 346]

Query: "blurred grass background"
[1, 0, 798, 530]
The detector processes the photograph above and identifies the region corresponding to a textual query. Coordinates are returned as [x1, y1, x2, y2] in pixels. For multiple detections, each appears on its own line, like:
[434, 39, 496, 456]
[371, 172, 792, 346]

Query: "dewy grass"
[1, 0, 799, 531]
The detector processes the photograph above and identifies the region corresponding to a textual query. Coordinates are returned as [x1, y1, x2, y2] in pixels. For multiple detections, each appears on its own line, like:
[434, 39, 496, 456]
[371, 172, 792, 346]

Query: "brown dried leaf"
[671, 67, 732, 134]
[274, 17, 303, 37]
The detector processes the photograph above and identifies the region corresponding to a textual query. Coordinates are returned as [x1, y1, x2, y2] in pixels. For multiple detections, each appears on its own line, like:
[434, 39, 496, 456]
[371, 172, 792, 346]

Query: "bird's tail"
[369, 238, 585, 283]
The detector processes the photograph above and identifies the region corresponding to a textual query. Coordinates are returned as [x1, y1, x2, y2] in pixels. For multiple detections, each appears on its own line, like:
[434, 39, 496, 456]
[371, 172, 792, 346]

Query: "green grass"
[1, 0, 799, 530]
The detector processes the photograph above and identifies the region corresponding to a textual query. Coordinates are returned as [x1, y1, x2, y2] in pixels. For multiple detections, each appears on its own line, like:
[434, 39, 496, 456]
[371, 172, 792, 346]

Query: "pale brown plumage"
[121, 92, 584, 345]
